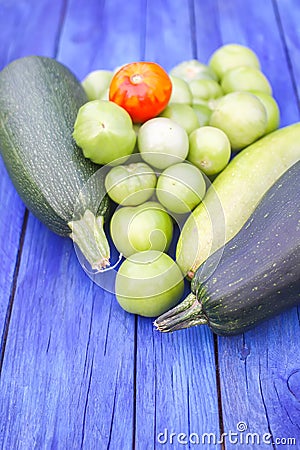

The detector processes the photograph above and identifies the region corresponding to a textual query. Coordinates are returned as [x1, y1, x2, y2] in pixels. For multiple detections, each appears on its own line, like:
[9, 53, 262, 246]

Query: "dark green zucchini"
[155, 160, 300, 335]
[0, 56, 111, 270]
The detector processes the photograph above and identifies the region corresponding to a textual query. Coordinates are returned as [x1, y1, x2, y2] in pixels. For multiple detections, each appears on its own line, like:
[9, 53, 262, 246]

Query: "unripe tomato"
[115, 250, 184, 317]
[109, 62, 172, 123]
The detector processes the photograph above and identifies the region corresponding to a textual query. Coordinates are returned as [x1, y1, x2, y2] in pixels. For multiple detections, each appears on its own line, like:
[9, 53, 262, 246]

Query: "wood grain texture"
[193, 0, 222, 62]
[0, 161, 25, 357]
[215, 0, 299, 126]
[0, 1, 299, 449]
[0, 0, 65, 68]
[0, 1, 139, 449]
[57, 0, 147, 80]
[135, 1, 221, 448]
[214, 1, 300, 448]
[0, 0, 65, 361]
[275, 0, 300, 110]
[143, 0, 195, 71]
[0, 219, 135, 449]
[219, 314, 300, 449]
[135, 321, 220, 449]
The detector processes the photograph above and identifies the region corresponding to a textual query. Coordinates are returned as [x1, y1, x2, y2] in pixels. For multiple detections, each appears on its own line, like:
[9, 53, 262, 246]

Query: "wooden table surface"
[0, 1, 300, 449]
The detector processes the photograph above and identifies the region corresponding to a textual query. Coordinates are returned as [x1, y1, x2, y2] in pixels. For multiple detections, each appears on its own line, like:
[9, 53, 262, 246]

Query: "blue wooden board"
[215, 3, 300, 449]
[0, 0, 65, 365]
[0, 1, 299, 449]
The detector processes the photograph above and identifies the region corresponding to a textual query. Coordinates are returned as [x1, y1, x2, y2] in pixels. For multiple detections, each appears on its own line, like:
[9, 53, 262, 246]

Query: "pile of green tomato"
[73, 43, 280, 318]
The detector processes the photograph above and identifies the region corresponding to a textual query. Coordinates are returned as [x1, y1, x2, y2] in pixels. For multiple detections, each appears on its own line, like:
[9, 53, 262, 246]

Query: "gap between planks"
[0, 0, 68, 378]
[0, 210, 28, 375]
[272, 0, 300, 115]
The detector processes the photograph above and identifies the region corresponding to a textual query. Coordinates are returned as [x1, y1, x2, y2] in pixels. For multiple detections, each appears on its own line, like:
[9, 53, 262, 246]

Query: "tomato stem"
[130, 73, 143, 85]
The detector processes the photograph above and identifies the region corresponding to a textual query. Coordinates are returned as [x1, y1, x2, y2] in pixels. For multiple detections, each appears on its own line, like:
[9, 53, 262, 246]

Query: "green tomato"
[131, 123, 142, 153]
[209, 92, 267, 150]
[160, 103, 200, 135]
[209, 43, 261, 80]
[189, 79, 223, 105]
[110, 201, 173, 257]
[81, 70, 113, 101]
[192, 104, 213, 126]
[138, 117, 189, 169]
[221, 66, 272, 95]
[115, 250, 184, 317]
[100, 87, 110, 101]
[188, 126, 231, 175]
[170, 59, 218, 82]
[169, 75, 193, 104]
[250, 91, 280, 134]
[156, 162, 206, 214]
[73, 100, 136, 166]
[105, 162, 156, 206]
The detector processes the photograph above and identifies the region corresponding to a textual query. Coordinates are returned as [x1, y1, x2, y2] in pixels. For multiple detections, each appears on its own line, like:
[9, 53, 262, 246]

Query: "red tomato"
[109, 62, 172, 123]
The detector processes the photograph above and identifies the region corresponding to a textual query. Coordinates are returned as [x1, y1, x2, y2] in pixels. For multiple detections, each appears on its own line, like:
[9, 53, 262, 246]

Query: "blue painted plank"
[59, 1, 222, 447]
[0, 1, 299, 450]
[0, 1, 144, 449]
[143, 0, 195, 71]
[275, 0, 300, 109]
[0, 220, 135, 450]
[135, 2, 221, 449]
[0, 0, 64, 69]
[57, 0, 147, 80]
[214, 0, 299, 126]
[136, 321, 220, 449]
[211, 1, 300, 448]
[0, 0, 65, 357]
[192, 0, 222, 63]
[0, 170, 25, 357]
[219, 314, 300, 449]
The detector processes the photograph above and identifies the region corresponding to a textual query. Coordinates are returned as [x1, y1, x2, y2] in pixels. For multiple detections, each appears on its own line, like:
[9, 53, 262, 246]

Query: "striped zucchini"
[177, 123, 300, 277]
[0, 56, 111, 270]
[155, 161, 300, 335]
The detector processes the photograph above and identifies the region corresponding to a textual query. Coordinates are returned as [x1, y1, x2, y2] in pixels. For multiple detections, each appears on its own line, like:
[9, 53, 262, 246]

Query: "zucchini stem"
[154, 292, 207, 332]
[68, 209, 110, 272]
